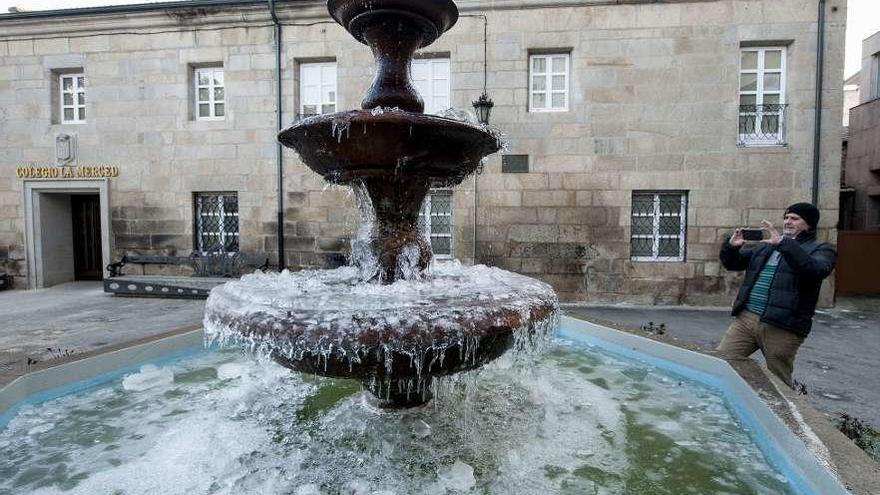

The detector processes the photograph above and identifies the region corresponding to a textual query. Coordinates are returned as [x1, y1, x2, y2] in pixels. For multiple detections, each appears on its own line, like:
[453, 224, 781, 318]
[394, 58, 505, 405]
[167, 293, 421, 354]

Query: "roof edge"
[0, 0, 269, 20]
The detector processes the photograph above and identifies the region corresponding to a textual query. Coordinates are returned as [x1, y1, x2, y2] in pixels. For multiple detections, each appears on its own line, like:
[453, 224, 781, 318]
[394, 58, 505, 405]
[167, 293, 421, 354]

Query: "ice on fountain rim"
[203, 261, 559, 375]
[207, 261, 555, 315]
[293, 108, 494, 135]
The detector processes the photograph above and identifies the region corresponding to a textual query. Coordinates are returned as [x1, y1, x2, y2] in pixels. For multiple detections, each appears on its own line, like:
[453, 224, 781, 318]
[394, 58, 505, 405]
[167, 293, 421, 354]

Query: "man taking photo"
[717, 203, 836, 388]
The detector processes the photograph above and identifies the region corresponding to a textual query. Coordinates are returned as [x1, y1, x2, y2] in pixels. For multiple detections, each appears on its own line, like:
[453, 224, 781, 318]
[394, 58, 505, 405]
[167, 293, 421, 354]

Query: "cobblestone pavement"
[0, 281, 205, 382]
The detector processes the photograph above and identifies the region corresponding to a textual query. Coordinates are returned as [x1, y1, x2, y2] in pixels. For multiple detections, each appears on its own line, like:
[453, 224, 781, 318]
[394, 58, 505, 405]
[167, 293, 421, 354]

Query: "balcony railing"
[738, 104, 788, 146]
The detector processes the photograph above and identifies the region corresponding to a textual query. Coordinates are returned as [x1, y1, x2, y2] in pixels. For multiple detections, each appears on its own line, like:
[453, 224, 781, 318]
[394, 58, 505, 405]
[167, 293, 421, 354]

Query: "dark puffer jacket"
[720, 231, 836, 337]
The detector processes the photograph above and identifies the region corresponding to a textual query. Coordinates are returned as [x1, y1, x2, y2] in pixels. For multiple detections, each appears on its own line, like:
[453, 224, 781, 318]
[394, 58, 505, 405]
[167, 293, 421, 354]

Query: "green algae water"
[0, 341, 795, 494]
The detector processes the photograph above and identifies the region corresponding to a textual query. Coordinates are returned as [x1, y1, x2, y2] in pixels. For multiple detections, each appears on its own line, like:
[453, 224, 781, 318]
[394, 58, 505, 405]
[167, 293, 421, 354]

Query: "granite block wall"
[0, 0, 846, 304]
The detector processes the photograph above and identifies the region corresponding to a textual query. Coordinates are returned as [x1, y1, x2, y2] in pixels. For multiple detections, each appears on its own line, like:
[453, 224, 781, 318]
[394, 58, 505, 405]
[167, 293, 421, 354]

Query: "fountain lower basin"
[0, 318, 849, 495]
[204, 263, 558, 407]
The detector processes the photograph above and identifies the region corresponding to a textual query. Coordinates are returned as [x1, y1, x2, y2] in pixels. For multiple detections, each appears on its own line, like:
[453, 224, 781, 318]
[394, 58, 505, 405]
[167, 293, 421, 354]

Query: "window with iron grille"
[194, 192, 239, 253]
[194, 67, 225, 120]
[738, 47, 787, 146]
[529, 53, 569, 112]
[300, 62, 337, 117]
[411, 57, 450, 115]
[631, 192, 687, 262]
[419, 189, 453, 258]
[60, 73, 86, 123]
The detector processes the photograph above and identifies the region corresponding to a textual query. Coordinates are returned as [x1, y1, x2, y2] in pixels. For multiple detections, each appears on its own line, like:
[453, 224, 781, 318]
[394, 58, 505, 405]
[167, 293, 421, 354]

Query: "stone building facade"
[842, 31, 880, 230]
[0, 0, 845, 304]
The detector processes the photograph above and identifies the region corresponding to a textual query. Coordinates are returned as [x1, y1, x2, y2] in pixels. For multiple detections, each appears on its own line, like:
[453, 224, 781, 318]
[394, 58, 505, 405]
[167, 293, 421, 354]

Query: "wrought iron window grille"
[194, 192, 240, 253]
[419, 190, 453, 258]
[738, 104, 788, 146]
[631, 192, 687, 262]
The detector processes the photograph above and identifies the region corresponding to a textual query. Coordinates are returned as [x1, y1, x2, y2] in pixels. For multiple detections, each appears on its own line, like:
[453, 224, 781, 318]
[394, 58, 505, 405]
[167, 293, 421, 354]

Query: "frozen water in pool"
[0, 340, 795, 495]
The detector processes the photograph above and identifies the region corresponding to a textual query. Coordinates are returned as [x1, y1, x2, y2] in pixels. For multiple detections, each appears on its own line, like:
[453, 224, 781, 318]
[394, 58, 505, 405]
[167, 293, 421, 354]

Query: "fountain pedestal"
[361, 178, 432, 282]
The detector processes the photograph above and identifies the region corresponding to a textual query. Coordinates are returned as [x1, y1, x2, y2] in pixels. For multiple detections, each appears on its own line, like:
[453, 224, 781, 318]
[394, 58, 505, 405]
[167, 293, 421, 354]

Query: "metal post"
[811, 0, 826, 206]
[268, 0, 285, 270]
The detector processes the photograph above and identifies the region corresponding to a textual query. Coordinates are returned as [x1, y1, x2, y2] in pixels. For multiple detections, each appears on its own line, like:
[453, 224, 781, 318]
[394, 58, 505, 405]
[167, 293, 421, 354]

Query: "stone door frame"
[23, 179, 112, 289]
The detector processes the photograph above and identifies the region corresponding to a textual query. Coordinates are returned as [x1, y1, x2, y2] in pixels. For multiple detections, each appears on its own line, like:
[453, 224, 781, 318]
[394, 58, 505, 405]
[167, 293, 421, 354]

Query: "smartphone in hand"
[741, 228, 764, 241]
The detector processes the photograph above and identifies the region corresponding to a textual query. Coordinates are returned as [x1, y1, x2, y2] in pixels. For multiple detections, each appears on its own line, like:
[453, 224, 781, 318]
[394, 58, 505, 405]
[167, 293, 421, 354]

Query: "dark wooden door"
[836, 231, 880, 296]
[72, 194, 102, 280]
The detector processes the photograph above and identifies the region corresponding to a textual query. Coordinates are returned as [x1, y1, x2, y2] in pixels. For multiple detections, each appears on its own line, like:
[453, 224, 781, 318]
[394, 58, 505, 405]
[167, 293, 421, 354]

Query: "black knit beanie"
[785, 202, 820, 229]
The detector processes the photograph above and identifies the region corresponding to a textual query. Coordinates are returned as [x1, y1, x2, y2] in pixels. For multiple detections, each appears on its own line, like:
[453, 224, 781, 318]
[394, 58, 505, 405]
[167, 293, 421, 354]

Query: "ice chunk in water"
[295, 484, 321, 495]
[438, 460, 476, 492]
[217, 362, 246, 380]
[342, 479, 370, 494]
[122, 364, 174, 391]
[412, 419, 432, 438]
[27, 423, 55, 436]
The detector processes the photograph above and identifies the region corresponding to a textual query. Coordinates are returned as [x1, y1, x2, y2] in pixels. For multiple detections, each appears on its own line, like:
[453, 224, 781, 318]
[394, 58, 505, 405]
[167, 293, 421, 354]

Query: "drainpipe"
[268, 0, 284, 270]
[811, 0, 826, 206]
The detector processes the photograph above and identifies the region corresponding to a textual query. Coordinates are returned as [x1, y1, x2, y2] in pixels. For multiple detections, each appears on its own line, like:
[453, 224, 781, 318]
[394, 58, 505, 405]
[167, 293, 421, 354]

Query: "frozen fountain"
[204, 0, 558, 407]
[0, 2, 851, 493]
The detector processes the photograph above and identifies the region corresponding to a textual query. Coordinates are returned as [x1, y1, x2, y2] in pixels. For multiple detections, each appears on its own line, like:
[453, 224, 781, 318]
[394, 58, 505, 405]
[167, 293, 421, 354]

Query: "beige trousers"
[716, 310, 805, 388]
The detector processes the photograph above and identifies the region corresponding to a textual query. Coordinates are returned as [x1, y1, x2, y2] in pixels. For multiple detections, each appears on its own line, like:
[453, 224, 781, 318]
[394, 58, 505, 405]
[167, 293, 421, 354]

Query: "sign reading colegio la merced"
[15, 165, 120, 179]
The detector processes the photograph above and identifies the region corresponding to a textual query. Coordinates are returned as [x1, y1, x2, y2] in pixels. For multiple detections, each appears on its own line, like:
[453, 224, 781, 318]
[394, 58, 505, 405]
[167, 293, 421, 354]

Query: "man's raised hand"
[730, 228, 745, 247]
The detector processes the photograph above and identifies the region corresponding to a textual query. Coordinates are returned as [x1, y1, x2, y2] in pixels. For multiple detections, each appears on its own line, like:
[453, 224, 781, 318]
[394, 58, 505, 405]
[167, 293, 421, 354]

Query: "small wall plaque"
[502, 154, 529, 173]
[55, 133, 76, 166]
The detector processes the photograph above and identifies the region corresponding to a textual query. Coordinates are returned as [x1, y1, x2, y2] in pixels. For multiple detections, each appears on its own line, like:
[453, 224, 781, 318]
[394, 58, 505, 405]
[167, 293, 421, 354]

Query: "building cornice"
[457, 0, 717, 12]
[1, 0, 266, 19]
[0, 1, 327, 40]
[0, 0, 719, 40]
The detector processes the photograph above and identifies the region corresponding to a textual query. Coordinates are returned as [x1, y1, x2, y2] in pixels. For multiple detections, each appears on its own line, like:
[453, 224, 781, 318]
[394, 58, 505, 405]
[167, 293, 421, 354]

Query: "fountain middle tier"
[204, 262, 559, 407]
[278, 110, 501, 185]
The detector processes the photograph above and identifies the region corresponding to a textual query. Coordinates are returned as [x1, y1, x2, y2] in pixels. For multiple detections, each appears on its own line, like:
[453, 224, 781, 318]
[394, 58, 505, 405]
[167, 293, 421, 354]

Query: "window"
[871, 196, 880, 229]
[60, 73, 86, 123]
[419, 189, 453, 258]
[873, 53, 880, 100]
[738, 47, 786, 145]
[411, 57, 450, 114]
[630, 192, 688, 262]
[300, 62, 337, 117]
[194, 192, 239, 252]
[195, 67, 225, 120]
[529, 53, 569, 112]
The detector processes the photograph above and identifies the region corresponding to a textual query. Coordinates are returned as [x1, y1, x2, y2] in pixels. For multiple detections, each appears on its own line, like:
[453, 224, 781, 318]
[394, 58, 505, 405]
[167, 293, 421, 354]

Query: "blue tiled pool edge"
[559, 316, 848, 495]
[0, 330, 206, 429]
[0, 318, 848, 495]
